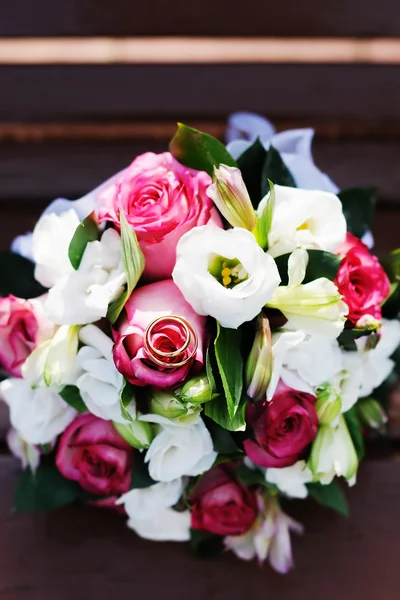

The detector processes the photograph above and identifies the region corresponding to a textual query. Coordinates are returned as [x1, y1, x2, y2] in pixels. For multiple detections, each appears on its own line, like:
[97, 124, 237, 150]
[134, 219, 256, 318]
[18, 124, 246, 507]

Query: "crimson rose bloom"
[335, 232, 390, 324]
[56, 414, 133, 498]
[190, 464, 258, 536]
[244, 381, 318, 468]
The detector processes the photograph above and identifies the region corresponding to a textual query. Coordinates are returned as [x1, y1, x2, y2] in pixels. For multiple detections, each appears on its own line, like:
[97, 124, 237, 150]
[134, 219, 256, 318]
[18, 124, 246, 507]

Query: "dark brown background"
[0, 2, 400, 598]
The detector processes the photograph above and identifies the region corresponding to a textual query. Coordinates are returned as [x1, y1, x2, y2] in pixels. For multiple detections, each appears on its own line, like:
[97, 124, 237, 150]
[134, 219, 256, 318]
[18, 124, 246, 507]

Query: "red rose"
[190, 464, 258, 536]
[56, 414, 133, 498]
[244, 381, 318, 468]
[335, 233, 390, 324]
[0, 295, 54, 377]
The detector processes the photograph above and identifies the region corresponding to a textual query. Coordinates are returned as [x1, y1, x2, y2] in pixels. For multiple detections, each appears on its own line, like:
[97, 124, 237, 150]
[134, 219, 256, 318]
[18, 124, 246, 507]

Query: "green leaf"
[307, 480, 349, 517]
[236, 138, 267, 207]
[214, 324, 243, 421]
[343, 405, 365, 461]
[381, 249, 400, 319]
[275, 249, 341, 286]
[169, 123, 237, 176]
[205, 346, 218, 397]
[14, 460, 82, 512]
[0, 251, 47, 298]
[252, 180, 275, 250]
[190, 529, 224, 558]
[68, 213, 99, 270]
[338, 327, 379, 352]
[130, 451, 156, 489]
[381, 248, 400, 281]
[119, 379, 135, 422]
[261, 146, 296, 194]
[204, 417, 240, 454]
[338, 187, 377, 239]
[236, 464, 270, 488]
[107, 210, 145, 324]
[59, 385, 87, 413]
[205, 393, 247, 432]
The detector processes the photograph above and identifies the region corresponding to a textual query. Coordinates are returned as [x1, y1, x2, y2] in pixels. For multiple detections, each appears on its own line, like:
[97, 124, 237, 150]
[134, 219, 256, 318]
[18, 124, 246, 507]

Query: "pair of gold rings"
[143, 315, 198, 369]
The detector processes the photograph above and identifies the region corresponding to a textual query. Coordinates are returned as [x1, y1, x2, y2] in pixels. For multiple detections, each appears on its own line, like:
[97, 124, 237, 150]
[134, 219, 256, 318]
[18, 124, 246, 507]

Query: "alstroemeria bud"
[315, 384, 342, 425]
[179, 374, 214, 404]
[357, 397, 387, 431]
[149, 390, 201, 419]
[113, 417, 153, 449]
[309, 416, 358, 485]
[206, 164, 256, 231]
[245, 316, 273, 402]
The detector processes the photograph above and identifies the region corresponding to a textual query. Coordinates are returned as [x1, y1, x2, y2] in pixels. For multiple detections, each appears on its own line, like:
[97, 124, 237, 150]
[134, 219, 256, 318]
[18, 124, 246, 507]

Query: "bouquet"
[1, 112, 399, 573]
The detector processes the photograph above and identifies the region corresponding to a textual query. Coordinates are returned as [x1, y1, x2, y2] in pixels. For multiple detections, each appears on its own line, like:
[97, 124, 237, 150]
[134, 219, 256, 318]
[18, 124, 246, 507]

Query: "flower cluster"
[1, 114, 399, 573]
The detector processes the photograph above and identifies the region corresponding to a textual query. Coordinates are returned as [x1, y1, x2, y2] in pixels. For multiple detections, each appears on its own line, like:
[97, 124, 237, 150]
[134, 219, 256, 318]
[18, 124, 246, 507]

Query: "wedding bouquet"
[1, 113, 399, 573]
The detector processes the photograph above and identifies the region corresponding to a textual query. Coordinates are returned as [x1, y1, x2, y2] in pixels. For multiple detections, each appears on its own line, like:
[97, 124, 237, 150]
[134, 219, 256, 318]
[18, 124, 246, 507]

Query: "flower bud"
[179, 374, 214, 404]
[315, 384, 342, 425]
[206, 164, 256, 231]
[149, 390, 201, 419]
[357, 397, 387, 431]
[245, 316, 273, 402]
[113, 417, 153, 449]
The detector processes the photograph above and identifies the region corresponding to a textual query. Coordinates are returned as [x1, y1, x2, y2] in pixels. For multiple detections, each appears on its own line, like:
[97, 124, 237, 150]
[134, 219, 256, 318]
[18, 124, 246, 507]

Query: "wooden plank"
[0, 455, 399, 599]
[1, 138, 400, 204]
[1, 0, 400, 37]
[1, 65, 400, 122]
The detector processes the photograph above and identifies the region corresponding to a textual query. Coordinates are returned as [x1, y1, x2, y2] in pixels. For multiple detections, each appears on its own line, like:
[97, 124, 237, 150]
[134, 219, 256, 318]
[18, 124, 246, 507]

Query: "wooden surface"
[0, 454, 399, 599]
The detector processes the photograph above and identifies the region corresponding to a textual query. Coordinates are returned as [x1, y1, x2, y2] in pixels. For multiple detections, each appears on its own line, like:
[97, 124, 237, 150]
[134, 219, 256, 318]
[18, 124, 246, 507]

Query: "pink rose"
[97, 152, 222, 280]
[335, 232, 390, 324]
[113, 279, 206, 388]
[56, 414, 133, 498]
[244, 381, 318, 468]
[0, 295, 54, 377]
[190, 464, 258, 536]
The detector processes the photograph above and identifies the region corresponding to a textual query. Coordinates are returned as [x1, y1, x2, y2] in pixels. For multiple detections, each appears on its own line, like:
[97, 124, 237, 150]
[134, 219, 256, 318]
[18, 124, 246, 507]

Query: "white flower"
[139, 413, 216, 482]
[31, 209, 80, 287]
[266, 249, 348, 339]
[226, 112, 338, 193]
[0, 378, 76, 445]
[309, 416, 358, 485]
[74, 324, 133, 423]
[45, 228, 126, 325]
[117, 479, 190, 542]
[266, 461, 313, 499]
[258, 185, 346, 259]
[6, 427, 41, 472]
[206, 164, 256, 230]
[225, 494, 303, 573]
[172, 224, 280, 329]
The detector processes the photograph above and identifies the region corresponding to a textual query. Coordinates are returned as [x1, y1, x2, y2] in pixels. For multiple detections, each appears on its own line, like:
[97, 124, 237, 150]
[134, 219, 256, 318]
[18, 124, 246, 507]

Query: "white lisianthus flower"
[257, 185, 346, 259]
[45, 229, 126, 325]
[31, 209, 80, 287]
[266, 461, 313, 499]
[172, 224, 280, 329]
[267, 249, 348, 339]
[117, 479, 190, 542]
[0, 378, 76, 445]
[75, 324, 134, 423]
[6, 427, 41, 473]
[309, 416, 358, 486]
[225, 494, 303, 573]
[139, 413, 216, 482]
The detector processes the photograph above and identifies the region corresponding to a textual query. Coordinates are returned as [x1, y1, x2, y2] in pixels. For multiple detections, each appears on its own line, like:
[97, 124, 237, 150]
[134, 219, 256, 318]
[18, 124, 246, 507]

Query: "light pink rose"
[0, 295, 54, 377]
[97, 152, 222, 280]
[113, 279, 206, 388]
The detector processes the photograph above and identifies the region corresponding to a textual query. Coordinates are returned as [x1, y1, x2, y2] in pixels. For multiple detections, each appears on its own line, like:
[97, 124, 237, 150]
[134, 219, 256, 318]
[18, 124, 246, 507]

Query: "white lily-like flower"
[139, 413, 217, 483]
[258, 185, 346, 259]
[266, 461, 313, 499]
[6, 427, 41, 473]
[309, 416, 358, 485]
[45, 228, 126, 325]
[31, 209, 80, 287]
[172, 224, 280, 329]
[117, 478, 191, 542]
[225, 494, 303, 573]
[0, 378, 76, 445]
[74, 324, 135, 423]
[266, 249, 348, 339]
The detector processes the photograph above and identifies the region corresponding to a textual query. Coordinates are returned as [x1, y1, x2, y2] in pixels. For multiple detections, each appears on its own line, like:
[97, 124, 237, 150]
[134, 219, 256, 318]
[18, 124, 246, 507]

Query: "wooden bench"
[0, 2, 400, 597]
